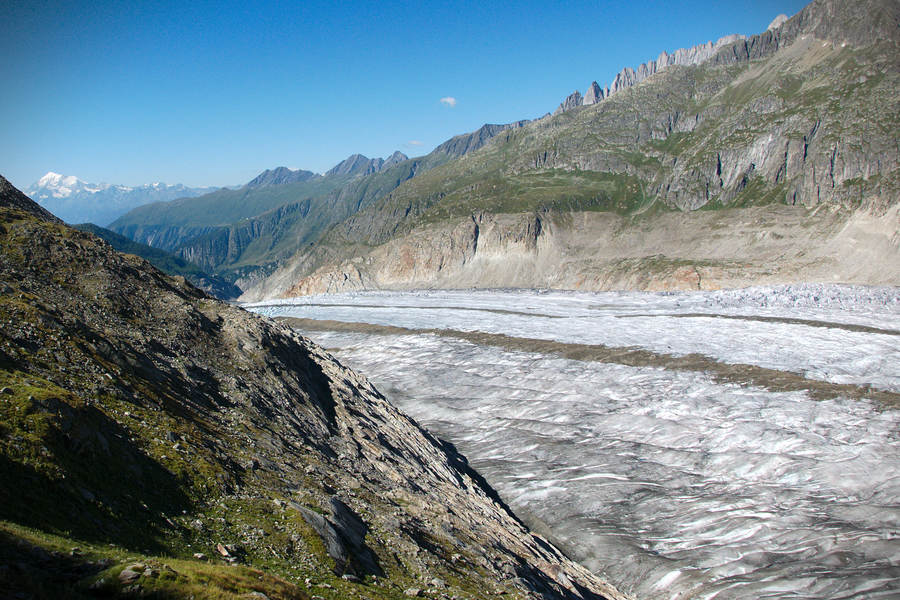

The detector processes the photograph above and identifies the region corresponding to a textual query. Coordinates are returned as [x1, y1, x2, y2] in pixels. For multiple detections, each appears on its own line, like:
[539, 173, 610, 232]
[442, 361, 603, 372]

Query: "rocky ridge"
[432, 121, 531, 158]
[555, 34, 745, 114]
[556, 0, 900, 114]
[0, 174, 627, 599]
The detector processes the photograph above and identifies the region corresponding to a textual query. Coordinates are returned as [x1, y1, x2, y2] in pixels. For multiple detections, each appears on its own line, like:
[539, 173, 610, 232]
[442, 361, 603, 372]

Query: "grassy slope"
[73, 223, 242, 299]
[73, 223, 210, 278]
[2, 200, 562, 599]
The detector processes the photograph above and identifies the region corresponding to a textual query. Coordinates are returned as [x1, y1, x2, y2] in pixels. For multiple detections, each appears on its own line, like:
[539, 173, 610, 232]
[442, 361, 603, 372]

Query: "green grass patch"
[418, 169, 652, 222]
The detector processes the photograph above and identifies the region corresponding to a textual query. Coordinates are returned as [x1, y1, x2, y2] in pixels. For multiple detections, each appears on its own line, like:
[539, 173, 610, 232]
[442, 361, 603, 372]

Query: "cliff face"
[267, 204, 899, 299]
[0, 175, 627, 599]
[175, 199, 316, 273]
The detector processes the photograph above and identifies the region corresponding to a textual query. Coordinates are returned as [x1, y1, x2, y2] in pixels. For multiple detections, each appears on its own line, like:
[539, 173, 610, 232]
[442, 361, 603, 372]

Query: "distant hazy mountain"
[26, 171, 215, 226]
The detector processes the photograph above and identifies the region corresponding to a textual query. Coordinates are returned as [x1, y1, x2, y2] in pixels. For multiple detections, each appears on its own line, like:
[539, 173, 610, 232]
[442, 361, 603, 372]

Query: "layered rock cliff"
[0, 174, 628, 598]
[264, 203, 899, 299]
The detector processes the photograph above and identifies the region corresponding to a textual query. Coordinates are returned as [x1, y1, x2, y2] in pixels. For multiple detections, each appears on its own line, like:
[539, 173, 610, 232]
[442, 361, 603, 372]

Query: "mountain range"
[98, 0, 899, 300]
[244, 0, 900, 299]
[107, 146, 488, 287]
[26, 172, 217, 227]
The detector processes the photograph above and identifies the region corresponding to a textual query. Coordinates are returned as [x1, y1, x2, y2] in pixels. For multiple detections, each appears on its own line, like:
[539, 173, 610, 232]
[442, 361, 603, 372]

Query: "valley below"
[248, 285, 900, 600]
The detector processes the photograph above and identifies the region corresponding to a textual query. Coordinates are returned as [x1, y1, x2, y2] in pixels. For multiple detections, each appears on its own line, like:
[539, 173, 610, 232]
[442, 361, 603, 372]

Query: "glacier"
[248, 285, 900, 599]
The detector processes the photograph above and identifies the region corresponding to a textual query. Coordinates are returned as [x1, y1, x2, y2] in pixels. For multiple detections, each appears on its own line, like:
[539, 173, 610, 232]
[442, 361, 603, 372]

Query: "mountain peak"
[25, 173, 213, 226]
[246, 166, 318, 188]
[31, 171, 89, 197]
[554, 90, 584, 114]
[433, 121, 530, 158]
[326, 152, 409, 177]
[583, 81, 606, 105]
[385, 150, 409, 165]
[326, 154, 371, 176]
[768, 14, 789, 30]
[37, 171, 71, 185]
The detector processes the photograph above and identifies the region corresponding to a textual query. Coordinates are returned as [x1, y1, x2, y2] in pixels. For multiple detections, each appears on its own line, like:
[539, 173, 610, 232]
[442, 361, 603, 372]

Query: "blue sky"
[1, 0, 808, 189]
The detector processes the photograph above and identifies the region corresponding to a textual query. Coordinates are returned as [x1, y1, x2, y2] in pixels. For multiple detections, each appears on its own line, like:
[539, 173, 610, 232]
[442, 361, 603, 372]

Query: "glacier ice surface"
[248, 285, 900, 599]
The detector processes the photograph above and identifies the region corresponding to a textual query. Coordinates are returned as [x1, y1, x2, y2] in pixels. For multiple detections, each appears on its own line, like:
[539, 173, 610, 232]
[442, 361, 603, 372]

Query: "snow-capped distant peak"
[24, 173, 216, 226]
[31, 171, 91, 198]
[37, 171, 81, 187]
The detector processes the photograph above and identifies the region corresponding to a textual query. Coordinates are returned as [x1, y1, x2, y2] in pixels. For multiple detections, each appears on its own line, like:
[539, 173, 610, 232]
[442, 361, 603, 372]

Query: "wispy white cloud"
[407, 140, 424, 146]
[440, 96, 457, 107]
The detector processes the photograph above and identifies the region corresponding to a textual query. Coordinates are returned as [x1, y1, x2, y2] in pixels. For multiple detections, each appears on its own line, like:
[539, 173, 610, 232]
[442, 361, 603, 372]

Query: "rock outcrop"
[0, 174, 629, 598]
[554, 90, 583, 114]
[768, 14, 790, 31]
[582, 81, 605, 105]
